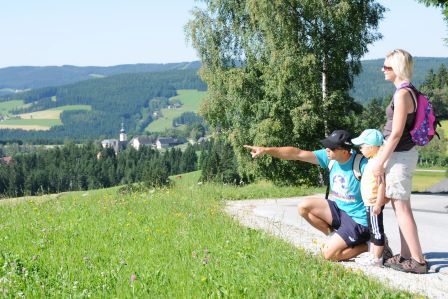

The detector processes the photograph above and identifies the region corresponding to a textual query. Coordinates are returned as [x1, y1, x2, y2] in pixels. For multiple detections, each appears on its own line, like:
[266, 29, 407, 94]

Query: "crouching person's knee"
[322, 246, 341, 261]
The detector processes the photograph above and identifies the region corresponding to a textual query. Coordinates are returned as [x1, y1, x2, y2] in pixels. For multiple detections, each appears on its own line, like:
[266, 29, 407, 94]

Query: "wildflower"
[203, 257, 209, 265]
[191, 251, 197, 258]
[130, 273, 137, 283]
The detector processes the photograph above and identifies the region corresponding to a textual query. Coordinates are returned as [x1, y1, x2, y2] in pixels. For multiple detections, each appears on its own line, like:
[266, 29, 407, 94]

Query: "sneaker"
[382, 238, 394, 263]
[369, 257, 383, 267]
[393, 258, 428, 274]
[384, 254, 406, 268]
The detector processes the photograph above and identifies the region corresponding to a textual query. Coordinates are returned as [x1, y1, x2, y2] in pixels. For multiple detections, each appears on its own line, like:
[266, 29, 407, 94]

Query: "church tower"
[119, 122, 127, 142]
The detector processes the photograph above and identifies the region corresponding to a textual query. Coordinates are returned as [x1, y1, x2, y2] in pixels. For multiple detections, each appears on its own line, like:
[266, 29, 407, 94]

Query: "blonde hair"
[386, 49, 413, 81]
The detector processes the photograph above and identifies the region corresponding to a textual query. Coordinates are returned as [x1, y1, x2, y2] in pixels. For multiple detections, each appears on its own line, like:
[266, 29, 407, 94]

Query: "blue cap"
[351, 129, 384, 146]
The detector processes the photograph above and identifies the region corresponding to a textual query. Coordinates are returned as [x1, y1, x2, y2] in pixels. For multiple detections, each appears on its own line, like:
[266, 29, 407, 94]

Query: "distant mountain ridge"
[0, 57, 447, 103]
[0, 61, 201, 90]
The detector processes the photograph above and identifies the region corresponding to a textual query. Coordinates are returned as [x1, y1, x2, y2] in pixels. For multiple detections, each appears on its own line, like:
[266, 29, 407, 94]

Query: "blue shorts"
[327, 199, 369, 247]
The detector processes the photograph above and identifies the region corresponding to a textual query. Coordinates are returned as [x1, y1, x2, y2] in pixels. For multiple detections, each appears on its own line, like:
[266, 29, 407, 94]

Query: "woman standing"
[373, 49, 427, 274]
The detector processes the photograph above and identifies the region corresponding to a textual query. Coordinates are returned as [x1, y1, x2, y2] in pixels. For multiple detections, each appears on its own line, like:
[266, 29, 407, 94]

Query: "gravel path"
[225, 196, 448, 299]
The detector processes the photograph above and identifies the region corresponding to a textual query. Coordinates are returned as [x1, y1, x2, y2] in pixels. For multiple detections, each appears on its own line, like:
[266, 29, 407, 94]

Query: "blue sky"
[0, 0, 446, 68]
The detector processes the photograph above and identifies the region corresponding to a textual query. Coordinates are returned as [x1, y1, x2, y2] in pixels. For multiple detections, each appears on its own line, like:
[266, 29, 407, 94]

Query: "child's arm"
[373, 175, 386, 215]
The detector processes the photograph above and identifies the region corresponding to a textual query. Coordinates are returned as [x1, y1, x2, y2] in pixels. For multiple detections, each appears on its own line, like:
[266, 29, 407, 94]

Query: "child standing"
[352, 129, 392, 266]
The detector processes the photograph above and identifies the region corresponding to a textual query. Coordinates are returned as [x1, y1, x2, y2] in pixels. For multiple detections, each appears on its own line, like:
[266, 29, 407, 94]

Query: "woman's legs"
[392, 198, 425, 263]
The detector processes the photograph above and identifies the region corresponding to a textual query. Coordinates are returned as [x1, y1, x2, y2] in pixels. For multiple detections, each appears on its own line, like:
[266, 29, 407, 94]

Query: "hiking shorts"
[327, 199, 369, 247]
[384, 147, 418, 200]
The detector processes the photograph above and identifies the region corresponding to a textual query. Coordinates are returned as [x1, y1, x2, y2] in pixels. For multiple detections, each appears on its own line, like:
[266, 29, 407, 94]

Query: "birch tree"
[187, 0, 384, 185]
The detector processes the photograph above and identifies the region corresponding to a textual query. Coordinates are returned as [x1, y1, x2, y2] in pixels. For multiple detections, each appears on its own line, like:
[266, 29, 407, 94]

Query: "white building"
[129, 135, 154, 150]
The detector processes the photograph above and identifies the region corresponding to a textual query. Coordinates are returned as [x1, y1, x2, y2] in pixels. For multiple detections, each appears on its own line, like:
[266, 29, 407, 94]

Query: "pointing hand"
[243, 145, 265, 158]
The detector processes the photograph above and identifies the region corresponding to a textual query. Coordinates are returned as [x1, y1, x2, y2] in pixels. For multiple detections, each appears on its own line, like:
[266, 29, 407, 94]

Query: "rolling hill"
[0, 62, 201, 91]
[0, 69, 206, 143]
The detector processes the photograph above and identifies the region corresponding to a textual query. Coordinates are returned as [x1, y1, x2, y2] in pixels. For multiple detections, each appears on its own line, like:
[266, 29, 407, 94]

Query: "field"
[0, 99, 31, 114]
[145, 89, 207, 133]
[0, 172, 410, 298]
[0, 104, 91, 131]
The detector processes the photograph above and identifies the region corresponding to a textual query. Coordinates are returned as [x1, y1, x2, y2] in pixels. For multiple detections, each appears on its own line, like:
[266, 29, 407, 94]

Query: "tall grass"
[0, 172, 411, 298]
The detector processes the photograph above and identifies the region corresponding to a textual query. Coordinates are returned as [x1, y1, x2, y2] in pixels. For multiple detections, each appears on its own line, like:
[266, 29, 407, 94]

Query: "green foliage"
[415, 64, 448, 167]
[199, 139, 250, 185]
[420, 64, 448, 119]
[143, 159, 171, 188]
[0, 142, 199, 198]
[358, 97, 387, 133]
[0, 172, 411, 297]
[187, 0, 384, 185]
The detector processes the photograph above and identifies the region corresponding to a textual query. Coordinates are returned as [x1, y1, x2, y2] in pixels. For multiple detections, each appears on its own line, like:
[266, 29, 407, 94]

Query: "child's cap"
[351, 129, 384, 146]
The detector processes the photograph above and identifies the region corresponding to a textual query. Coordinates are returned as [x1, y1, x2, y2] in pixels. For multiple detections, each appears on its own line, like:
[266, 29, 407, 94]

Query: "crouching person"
[245, 130, 370, 261]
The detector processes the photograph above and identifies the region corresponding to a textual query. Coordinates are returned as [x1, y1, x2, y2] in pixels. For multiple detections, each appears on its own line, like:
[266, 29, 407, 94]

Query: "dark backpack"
[325, 153, 365, 200]
[397, 83, 440, 146]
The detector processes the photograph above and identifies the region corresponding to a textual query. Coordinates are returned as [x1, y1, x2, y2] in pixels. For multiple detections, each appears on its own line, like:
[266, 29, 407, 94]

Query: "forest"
[0, 141, 199, 197]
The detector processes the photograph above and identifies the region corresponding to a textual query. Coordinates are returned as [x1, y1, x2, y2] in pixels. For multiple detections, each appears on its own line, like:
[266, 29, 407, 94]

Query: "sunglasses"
[382, 65, 393, 71]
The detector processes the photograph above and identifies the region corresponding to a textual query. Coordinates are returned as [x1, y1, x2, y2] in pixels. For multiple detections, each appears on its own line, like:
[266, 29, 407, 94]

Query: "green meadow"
[0, 171, 411, 298]
[0, 99, 31, 114]
[0, 104, 91, 130]
[0, 118, 62, 126]
[146, 89, 207, 133]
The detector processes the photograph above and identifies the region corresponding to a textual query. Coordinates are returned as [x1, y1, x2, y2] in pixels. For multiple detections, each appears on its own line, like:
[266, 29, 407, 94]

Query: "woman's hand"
[243, 145, 266, 158]
[372, 159, 385, 185]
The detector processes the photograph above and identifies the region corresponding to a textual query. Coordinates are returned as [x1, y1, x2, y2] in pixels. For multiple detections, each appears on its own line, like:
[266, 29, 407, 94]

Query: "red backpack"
[397, 83, 440, 146]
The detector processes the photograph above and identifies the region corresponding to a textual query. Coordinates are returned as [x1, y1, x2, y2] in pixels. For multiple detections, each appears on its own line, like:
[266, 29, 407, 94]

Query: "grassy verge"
[0, 171, 411, 297]
[413, 170, 447, 192]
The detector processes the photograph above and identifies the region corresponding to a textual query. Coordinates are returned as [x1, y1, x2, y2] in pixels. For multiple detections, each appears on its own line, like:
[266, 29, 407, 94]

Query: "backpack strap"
[393, 85, 417, 112]
[404, 87, 418, 113]
[325, 160, 335, 199]
[325, 154, 364, 199]
[352, 153, 364, 181]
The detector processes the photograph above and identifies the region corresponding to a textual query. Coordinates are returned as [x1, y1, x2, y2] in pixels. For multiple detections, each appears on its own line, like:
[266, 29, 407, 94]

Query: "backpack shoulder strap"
[325, 160, 335, 200]
[393, 86, 417, 112]
[325, 154, 364, 199]
[352, 153, 364, 181]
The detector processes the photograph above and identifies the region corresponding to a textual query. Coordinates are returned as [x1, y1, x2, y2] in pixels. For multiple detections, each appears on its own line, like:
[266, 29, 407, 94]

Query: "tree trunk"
[322, 54, 329, 135]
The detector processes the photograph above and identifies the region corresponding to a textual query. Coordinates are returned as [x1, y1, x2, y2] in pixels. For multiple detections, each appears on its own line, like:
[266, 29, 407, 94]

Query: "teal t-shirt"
[313, 149, 368, 227]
